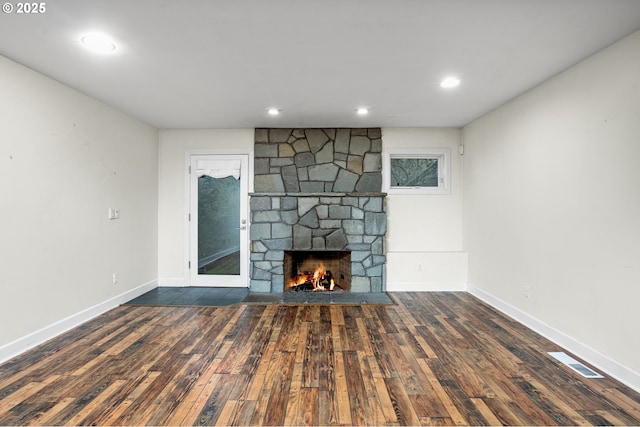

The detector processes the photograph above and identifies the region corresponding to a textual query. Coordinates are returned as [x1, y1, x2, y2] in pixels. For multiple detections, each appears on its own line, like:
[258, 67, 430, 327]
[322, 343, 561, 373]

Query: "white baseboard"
[386, 282, 467, 292]
[467, 284, 640, 393]
[158, 278, 187, 287]
[0, 279, 158, 364]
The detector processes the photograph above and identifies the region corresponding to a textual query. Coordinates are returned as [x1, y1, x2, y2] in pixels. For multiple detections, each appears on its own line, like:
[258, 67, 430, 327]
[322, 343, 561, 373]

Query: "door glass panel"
[197, 175, 241, 275]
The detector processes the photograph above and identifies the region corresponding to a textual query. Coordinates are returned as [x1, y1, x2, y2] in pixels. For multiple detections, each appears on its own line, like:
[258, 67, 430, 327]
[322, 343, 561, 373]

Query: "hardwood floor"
[0, 292, 638, 426]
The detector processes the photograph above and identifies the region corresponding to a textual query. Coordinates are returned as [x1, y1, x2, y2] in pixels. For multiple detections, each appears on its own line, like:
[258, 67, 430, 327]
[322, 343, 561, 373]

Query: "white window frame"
[383, 147, 451, 195]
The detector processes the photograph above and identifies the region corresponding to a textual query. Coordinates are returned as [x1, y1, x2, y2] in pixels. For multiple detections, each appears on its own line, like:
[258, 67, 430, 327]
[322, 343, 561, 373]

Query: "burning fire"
[288, 263, 338, 292]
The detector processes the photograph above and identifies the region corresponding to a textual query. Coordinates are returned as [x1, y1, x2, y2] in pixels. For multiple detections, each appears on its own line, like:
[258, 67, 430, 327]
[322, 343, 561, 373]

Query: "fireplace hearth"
[250, 128, 386, 293]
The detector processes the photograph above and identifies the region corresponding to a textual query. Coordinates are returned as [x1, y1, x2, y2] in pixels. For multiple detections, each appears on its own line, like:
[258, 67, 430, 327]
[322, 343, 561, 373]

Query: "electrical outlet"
[417, 264, 422, 271]
[108, 208, 120, 220]
[524, 285, 530, 299]
[112, 273, 119, 284]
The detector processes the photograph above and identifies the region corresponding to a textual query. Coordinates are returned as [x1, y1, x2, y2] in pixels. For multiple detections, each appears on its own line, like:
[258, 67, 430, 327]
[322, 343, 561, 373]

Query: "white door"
[189, 154, 249, 287]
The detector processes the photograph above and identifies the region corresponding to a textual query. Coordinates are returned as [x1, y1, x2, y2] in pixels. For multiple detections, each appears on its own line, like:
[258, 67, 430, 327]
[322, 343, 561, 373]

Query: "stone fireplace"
[249, 128, 386, 293]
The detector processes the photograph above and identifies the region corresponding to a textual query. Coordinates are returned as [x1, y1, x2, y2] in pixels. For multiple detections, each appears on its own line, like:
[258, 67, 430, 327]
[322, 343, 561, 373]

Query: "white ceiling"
[2, 0, 640, 129]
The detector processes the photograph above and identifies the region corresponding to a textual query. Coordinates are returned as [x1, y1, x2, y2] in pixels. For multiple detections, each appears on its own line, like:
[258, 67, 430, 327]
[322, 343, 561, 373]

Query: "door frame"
[184, 149, 253, 287]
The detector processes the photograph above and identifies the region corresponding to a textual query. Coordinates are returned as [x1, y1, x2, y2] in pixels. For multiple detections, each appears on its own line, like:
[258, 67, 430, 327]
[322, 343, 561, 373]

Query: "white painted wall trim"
[158, 278, 187, 287]
[467, 284, 640, 393]
[0, 279, 158, 364]
[386, 282, 467, 292]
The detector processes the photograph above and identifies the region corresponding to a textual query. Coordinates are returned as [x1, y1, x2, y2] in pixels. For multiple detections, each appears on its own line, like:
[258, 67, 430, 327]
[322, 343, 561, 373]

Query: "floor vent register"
[548, 351, 604, 378]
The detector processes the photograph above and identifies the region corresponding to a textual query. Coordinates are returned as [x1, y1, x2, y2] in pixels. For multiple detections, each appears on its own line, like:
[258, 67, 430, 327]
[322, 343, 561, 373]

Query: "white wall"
[0, 56, 159, 357]
[158, 129, 254, 284]
[382, 128, 467, 290]
[463, 30, 640, 386]
[158, 128, 467, 289]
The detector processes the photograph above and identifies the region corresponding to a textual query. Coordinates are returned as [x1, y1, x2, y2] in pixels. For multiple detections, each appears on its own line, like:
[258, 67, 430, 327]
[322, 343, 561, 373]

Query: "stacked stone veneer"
[250, 128, 387, 293]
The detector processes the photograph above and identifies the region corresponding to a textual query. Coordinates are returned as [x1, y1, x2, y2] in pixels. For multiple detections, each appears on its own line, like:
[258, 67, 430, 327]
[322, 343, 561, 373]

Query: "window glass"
[390, 158, 439, 187]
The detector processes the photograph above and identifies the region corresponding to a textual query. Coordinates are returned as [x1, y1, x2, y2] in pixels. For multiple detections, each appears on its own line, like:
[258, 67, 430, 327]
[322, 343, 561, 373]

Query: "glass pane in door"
[197, 175, 240, 275]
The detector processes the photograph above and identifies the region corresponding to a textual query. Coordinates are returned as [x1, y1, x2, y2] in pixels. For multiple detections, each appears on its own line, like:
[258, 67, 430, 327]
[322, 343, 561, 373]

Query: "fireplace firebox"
[284, 251, 351, 292]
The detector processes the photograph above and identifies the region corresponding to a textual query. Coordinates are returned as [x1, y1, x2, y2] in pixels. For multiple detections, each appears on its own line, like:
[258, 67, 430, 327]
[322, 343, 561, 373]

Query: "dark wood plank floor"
[0, 292, 638, 426]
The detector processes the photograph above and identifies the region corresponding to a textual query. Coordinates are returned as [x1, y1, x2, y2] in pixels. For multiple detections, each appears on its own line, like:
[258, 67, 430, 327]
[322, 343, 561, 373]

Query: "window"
[383, 148, 450, 194]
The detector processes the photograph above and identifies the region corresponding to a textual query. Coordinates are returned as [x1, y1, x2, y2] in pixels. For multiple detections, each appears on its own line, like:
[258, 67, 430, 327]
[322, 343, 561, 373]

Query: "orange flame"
[288, 263, 336, 291]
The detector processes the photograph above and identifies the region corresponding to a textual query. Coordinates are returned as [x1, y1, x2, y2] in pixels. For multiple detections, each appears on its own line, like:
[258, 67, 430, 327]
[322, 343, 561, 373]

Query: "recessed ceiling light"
[80, 33, 117, 54]
[356, 107, 370, 115]
[267, 107, 281, 116]
[440, 77, 461, 88]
